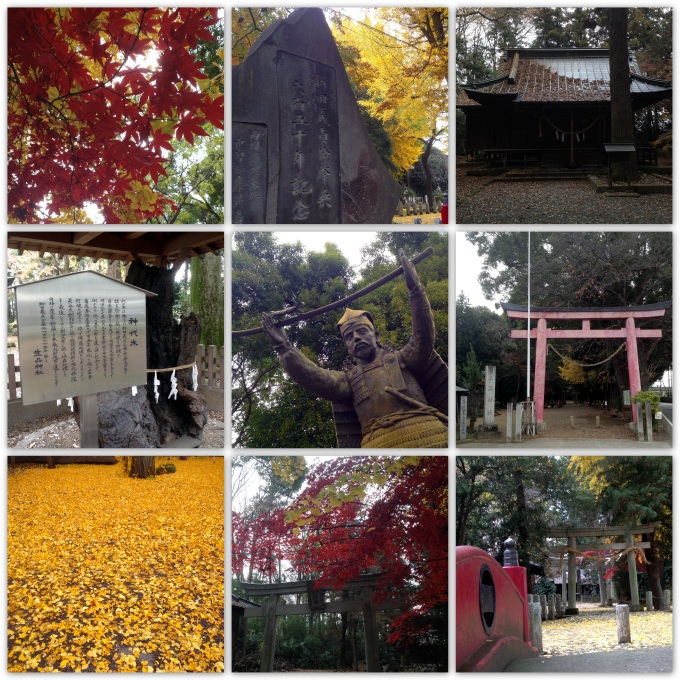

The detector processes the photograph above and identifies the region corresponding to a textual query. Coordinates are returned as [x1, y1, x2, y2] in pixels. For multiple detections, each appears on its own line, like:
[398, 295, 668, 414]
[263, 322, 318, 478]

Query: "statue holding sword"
[257, 249, 448, 448]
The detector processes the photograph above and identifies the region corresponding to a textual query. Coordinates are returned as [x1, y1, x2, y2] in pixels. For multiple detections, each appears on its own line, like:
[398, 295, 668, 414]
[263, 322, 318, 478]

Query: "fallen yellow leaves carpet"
[542, 603, 672, 657]
[8, 457, 224, 672]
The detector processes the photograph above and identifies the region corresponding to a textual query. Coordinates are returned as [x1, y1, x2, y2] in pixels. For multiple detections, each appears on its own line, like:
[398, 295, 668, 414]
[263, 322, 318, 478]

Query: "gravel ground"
[8, 410, 225, 449]
[455, 166, 672, 224]
[461, 403, 671, 445]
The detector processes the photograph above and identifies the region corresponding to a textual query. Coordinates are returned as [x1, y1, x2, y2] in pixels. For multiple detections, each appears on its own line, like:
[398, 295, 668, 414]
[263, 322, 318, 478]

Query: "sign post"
[13, 271, 156, 448]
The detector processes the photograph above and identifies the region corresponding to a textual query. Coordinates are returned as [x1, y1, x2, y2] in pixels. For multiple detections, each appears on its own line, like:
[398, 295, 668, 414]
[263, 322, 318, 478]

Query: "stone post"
[645, 401, 653, 441]
[531, 602, 543, 652]
[596, 415, 600, 428]
[566, 536, 579, 614]
[555, 593, 563, 618]
[540, 594, 547, 621]
[663, 590, 671, 611]
[483, 365, 497, 428]
[514, 401, 523, 443]
[616, 604, 631, 643]
[527, 596, 535, 648]
[626, 534, 642, 611]
[636, 403, 644, 440]
[548, 594, 555, 620]
[459, 396, 467, 441]
[506, 402, 514, 442]
[570, 415, 575, 428]
[646, 591, 653, 611]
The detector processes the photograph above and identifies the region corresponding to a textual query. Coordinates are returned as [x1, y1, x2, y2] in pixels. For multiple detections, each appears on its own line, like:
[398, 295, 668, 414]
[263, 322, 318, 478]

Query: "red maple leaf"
[8, 6, 223, 223]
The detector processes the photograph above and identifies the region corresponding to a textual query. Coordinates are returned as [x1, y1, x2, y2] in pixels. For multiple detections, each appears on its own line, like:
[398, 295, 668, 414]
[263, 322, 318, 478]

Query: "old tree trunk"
[77, 258, 208, 447]
[126, 258, 208, 444]
[608, 8, 639, 181]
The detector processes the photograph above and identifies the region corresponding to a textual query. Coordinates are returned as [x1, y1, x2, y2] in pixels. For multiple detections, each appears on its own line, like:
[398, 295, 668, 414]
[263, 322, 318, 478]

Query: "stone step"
[160, 435, 201, 449]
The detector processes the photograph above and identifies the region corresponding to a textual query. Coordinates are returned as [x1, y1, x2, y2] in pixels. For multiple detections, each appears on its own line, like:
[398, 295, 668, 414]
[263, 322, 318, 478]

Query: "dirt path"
[461, 403, 670, 445]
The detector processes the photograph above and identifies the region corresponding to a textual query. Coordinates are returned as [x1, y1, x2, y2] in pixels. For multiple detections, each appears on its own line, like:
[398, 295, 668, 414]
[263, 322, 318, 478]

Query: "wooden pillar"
[626, 534, 641, 610]
[625, 317, 642, 422]
[261, 594, 280, 672]
[533, 318, 547, 423]
[598, 562, 607, 606]
[566, 536, 579, 614]
[362, 587, 381, 672]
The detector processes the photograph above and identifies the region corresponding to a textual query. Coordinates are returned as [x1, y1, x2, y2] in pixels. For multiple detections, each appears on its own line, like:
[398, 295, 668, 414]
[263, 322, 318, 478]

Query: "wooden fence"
[7, 344, 223, 400]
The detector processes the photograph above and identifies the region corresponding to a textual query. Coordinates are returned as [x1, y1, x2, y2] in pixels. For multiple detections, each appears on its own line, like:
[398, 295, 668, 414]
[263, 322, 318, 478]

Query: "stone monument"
[232, 8, 401, 224]
[477, 364, 498, 432]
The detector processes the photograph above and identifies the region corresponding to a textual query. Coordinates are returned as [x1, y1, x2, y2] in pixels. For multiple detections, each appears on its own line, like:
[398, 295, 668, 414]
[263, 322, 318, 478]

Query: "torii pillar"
[501, 302, 671, 424]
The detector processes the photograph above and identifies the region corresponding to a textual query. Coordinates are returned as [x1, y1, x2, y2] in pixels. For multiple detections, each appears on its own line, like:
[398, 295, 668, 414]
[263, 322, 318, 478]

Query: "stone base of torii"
[501, 302, 671, 425]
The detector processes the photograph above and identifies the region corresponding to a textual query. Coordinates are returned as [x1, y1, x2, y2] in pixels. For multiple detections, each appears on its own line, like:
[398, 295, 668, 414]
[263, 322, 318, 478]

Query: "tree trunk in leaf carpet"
[130, 456, 156, 479]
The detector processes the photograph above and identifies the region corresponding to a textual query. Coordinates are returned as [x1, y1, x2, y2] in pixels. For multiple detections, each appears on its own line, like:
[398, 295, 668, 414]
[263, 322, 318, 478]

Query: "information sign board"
[14, 272, 155, 406]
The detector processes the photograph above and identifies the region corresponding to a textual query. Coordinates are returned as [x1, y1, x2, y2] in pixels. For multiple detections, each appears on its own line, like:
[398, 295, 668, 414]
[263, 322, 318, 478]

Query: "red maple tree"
[232, 456, 448, 647]
[8, 7, 224, 223]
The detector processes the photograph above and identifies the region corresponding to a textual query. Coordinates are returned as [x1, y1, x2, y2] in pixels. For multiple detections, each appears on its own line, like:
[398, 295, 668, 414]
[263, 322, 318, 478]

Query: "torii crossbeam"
[501, 302, 671, 424]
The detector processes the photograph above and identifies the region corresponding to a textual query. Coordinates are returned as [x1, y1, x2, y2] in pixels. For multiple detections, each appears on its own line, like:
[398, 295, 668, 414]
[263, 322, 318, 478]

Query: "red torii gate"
[501, 301, 671, 424]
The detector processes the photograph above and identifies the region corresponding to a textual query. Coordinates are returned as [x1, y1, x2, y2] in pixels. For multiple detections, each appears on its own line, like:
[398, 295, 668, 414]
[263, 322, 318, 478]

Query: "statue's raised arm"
[398, 248, 436, 373]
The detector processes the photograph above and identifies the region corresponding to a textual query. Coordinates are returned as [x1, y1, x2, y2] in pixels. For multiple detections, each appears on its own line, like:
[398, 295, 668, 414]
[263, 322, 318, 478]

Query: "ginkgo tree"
[8, 7, 224, 224]
[330, 8, 448, 204]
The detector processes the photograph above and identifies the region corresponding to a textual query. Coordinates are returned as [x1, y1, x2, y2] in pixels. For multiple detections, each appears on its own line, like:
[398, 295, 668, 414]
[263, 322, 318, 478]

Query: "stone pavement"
[505, 645, 672, 672]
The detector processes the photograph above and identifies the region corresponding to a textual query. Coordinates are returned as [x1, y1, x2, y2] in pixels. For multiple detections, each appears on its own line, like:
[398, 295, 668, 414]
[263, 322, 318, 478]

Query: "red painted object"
[440, 194, 448, 224]
[456, 546, 536, 672]
[503, 304, 668, 424]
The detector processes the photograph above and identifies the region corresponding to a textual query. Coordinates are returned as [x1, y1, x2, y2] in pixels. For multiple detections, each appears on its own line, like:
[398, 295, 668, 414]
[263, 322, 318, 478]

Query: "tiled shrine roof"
[457, 48, 671, 108]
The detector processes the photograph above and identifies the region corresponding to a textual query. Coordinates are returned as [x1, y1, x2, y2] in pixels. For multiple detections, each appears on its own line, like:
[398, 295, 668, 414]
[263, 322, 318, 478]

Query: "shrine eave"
[9, 270, 158, 297]
[462, 88, 517, 106]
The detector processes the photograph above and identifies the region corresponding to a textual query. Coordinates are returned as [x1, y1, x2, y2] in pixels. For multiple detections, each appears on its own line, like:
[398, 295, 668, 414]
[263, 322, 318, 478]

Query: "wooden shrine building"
[457, 48, 672, 168]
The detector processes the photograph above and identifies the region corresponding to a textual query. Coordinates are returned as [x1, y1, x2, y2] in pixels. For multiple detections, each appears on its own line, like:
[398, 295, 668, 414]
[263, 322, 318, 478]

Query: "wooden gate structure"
[501, 302, 671, 424]
[240, 574, 406, 672]
[547, 522, 661, 614]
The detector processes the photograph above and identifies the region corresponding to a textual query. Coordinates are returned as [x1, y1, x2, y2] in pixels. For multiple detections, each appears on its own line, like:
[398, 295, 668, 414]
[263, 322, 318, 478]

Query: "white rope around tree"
[548, 342, 626, 367]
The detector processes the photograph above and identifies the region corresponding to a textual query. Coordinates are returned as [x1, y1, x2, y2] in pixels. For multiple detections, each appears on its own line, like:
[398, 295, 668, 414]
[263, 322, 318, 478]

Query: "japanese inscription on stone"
[232, 122, 268, 224]
[277, 53, 340, 223]
[484, 365, 496, 426]
[15, 272, 150, 406]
